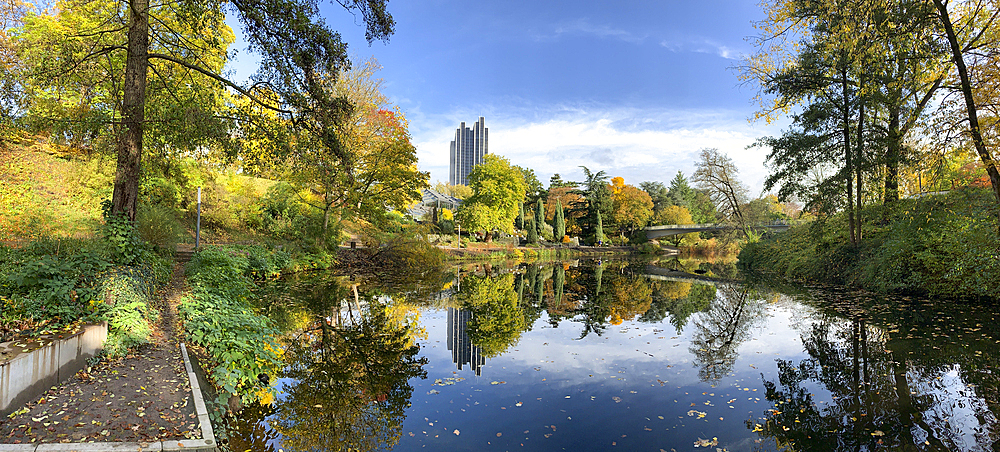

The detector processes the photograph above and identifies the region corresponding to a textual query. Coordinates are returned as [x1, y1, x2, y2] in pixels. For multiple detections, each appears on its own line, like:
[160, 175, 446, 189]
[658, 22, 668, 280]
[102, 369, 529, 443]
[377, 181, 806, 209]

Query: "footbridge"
[644, 220, 803, 240]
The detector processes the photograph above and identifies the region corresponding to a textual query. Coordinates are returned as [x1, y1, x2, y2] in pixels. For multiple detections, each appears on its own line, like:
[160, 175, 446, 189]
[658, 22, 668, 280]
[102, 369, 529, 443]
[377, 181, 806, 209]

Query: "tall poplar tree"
[554, 199, 566, 240]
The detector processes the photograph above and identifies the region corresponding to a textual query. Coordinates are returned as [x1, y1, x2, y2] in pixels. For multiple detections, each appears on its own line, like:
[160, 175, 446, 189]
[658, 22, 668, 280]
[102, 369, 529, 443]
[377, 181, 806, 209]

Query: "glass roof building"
[449, 117, 488, 186]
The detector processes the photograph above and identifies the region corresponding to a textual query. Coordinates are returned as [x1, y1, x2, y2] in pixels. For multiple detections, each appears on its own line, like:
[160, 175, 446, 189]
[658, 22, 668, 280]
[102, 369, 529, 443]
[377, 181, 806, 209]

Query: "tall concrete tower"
[449, 117, 488, 186]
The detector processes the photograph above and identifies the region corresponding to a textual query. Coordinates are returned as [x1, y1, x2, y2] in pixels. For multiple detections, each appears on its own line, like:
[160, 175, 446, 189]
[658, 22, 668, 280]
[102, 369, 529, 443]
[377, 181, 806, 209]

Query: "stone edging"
[0, 343, 217, 452]
[1, 323, 108, 418]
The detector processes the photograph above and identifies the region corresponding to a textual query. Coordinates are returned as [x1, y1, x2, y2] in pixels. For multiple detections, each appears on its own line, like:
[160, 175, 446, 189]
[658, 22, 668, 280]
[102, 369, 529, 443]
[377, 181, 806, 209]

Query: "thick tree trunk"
[111, 0, 149, 221]
[934, 0, 1000, 227]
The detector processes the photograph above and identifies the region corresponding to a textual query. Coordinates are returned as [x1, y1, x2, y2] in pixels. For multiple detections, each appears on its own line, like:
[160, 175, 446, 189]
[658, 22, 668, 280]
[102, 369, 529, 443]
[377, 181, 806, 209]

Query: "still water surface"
[227, 260, 1000, 451]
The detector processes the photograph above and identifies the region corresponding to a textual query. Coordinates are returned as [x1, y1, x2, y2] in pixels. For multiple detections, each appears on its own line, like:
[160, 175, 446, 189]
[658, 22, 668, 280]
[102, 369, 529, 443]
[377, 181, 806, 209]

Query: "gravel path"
[0, 261, 201, 444]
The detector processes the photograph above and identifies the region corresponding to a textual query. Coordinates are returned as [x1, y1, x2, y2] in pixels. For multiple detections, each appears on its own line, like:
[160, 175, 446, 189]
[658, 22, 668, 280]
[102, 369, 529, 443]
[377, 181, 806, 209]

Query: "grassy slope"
[0, 142, 112, 241]
[738, 187, 1000, 299]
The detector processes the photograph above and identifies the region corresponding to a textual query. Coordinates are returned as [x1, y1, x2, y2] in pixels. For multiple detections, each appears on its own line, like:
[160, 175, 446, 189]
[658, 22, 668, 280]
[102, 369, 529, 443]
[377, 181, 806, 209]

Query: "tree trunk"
[842, 66, 856, 245]
[111, 0, 149, 221]
[934, 0, 1000, 228]
[885, 103, 901, 205]
[856, 81, 865, 241]
[321, 203, 331, 248]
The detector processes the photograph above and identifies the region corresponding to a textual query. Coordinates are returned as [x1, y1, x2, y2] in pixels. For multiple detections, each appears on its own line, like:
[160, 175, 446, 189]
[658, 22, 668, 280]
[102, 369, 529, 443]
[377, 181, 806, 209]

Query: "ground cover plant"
[179, 245, 288, 412]
[0, 221, 170, 357]
[738, 187, 1000, 299]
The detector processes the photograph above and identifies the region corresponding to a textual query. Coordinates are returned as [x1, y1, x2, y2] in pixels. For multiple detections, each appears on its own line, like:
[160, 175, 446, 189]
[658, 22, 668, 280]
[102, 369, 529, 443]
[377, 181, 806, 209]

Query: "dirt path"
[0, 261, 200, 444]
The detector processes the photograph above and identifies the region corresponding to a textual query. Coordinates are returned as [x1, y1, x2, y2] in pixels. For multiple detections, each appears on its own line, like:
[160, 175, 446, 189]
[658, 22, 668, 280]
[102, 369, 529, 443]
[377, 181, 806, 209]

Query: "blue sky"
[226, 1, 787, 193]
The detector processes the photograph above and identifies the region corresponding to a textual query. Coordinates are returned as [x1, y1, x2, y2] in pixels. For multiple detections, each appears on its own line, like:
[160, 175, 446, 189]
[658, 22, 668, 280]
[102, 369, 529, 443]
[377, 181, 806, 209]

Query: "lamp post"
[195, 187, 201, 249]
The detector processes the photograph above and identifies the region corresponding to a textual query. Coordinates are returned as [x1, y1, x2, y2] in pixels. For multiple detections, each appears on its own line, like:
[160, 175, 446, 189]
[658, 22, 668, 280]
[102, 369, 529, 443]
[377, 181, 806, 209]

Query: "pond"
[225, 259, 1000, 451]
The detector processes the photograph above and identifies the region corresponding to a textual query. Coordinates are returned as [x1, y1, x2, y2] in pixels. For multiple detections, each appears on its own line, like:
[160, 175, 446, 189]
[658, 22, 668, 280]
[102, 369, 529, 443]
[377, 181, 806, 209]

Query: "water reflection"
[751, 292, 1000, 451]
[239, 275, 428, 452]
[228, 260, 1000, 452]
[690, 284, 768, 382]
[446, 308, 484, 375]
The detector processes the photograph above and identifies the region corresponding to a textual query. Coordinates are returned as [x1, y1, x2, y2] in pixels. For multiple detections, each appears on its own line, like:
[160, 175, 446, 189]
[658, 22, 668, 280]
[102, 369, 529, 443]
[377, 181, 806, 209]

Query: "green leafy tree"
[571, 166, 612, 243]
[689, 189, 718, 224]
[549, 173, 577, 189]
[640, 181, 671, 212]
[13, 0, 394, 221]
[455, 154, 527, 242]
[516, 202, 525, 230]
[13, 0, 234, 172]
[667, 172, 694, 209]
[516, 165, 544, 204]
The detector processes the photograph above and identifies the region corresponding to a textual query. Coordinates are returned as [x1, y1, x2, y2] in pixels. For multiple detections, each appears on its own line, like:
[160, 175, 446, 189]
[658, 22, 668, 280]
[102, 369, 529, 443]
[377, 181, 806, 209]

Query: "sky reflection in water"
[228, 260, 1000, 452]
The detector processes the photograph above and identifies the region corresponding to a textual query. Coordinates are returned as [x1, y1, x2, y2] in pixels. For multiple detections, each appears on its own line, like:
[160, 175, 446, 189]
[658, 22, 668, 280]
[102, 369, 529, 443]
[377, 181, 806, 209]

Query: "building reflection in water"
[447, 307, 485, 375]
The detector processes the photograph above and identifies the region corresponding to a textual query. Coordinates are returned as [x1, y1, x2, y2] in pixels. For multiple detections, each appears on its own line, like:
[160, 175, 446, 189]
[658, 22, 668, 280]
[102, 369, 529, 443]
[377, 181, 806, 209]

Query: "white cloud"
[531, 18, 646, 44]
[412, 104, 781, 195]
[660, 38, 740, 60]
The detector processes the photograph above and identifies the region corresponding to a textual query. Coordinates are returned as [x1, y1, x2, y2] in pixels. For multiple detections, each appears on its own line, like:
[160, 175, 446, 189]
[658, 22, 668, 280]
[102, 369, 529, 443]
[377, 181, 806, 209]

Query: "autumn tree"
[692, 148, 750, 230]
[275, 297, 426, 452]
[931, 0, 1000, 220]
[516, 166, 545, 204]
[656, 205, 698, 246]
[609, 176, 654, 240]
[10, 0, 394, 221]
[280, 58, 427, 245]
[433, 182, 472, 199]
[455, 154, 527, 242]
[546, 186, 584, 234]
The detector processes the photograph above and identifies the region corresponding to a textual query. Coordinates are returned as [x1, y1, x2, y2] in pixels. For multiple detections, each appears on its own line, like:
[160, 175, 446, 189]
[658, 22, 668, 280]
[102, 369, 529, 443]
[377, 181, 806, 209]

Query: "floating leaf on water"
[693, 437, 718, 447]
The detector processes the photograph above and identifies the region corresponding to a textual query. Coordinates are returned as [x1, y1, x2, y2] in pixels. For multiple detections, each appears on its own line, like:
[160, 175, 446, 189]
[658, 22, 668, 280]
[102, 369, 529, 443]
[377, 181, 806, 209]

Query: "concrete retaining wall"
[0, 322, 107, 417]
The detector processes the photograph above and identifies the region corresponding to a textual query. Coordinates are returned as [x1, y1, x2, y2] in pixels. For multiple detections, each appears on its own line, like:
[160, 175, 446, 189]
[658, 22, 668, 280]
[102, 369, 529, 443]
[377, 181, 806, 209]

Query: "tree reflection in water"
[461, 273, 531, 358]
[267, 277, 428, 452]
[750, 295, 1000, 451]
[689, 284, 768, 382]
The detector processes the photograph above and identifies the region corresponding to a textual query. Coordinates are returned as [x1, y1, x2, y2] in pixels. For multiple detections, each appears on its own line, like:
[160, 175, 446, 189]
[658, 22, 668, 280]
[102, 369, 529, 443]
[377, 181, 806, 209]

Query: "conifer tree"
[595, 212, 605, 245]
[526, 218, 539, 244]
[535, 198, 545, 238]
[555, 200, 566, 241]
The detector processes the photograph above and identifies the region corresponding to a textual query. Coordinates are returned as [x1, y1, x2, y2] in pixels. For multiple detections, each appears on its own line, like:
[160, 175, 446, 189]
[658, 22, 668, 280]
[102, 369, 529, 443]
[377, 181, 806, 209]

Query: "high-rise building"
[447, 307, 485, 375]
[449, 117, 488, 186]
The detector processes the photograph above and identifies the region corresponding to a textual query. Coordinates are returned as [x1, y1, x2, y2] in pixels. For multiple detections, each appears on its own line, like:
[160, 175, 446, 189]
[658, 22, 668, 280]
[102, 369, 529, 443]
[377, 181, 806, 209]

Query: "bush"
[0, 236, 168, 354]
[137, 204, 182, 254]
[739, 188, 1000, 299]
